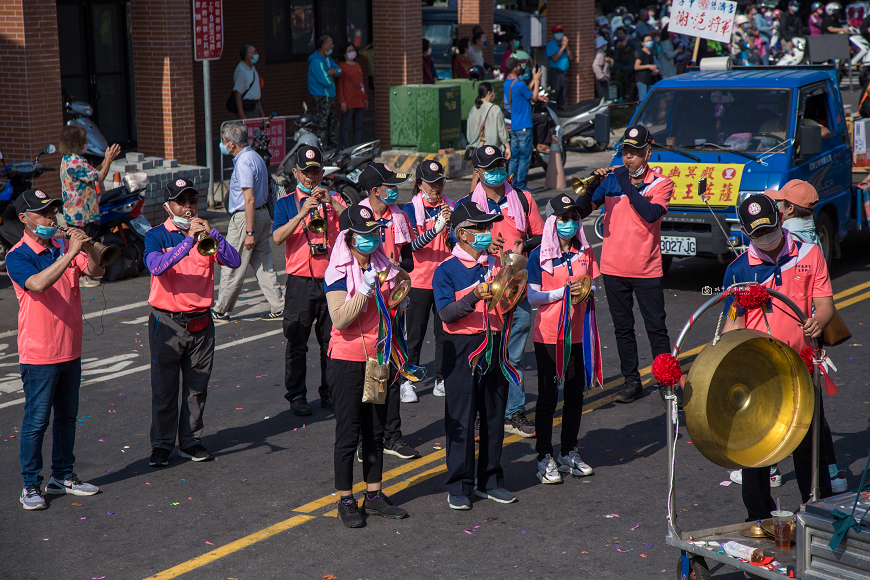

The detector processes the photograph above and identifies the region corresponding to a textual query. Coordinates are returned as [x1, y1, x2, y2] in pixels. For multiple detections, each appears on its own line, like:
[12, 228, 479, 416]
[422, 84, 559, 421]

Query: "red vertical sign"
[243, 118, 287, 167]
[193, 0, 223, 61]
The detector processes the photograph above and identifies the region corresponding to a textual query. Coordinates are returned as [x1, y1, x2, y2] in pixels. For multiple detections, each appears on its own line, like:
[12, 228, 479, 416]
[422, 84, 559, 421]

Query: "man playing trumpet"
[144, 179, 241, 467]
[8, 189, 105, 510]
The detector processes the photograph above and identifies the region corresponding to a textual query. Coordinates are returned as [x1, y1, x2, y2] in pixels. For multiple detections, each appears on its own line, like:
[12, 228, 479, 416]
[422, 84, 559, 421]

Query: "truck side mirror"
[594, 112, 611, 145]
[799, 124, 822, 157]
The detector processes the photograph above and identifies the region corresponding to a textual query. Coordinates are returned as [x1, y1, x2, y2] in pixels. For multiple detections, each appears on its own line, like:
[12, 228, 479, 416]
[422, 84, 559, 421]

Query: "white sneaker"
[537, 454, 563, 484]
[729, 470, 743, 485]
[557, 448, 594, 476]
[399, 381, 418, 403]
[728, 467, 781, 487]
[79, 275, 100, 288]
[831, 471, 848, 494]
[433, 379, 446, 397]
[44, 474, 99, 496]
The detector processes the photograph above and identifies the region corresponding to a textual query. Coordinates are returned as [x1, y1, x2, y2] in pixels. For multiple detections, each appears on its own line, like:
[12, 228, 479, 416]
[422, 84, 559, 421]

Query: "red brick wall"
[372, 0, 422, 148]
[458, 0, 494, 64]
[131, 0, 196, 165]
[548, 0, 595, 103]
[0, 0, 64, 195]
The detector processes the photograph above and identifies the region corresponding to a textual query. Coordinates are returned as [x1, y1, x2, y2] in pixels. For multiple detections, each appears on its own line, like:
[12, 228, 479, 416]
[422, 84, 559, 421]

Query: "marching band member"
[8, 190, 105, 510]
[433, 201, 517, 511]
[272, 145, 346, 416]
[324, 204, 410, 528]
[459, 146, 544, 438]
[580, 124, 673, 404]
[357, 163, 419, 460]
[400, 161, 454, 400]
[525, 195, 601, 484]
[145, 179, 241, 467]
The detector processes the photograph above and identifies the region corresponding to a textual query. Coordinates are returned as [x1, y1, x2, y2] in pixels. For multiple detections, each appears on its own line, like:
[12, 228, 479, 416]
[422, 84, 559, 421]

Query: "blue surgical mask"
[325, 49, 333, 56]
[513, 40, 520, 49]
[463, 230, 492, 252]
[556, 220, 579, 239]
[24, 215, 58, 239]
[252, 54, 259, 64]
[297, 181, 312, 193]
[353, 233, 380, 254]
[482, 39, 488, 47]
[644, 40, 654, 49]
[482, 168, 508, 187]
[219, 141, 230, 156]
[554, 33, 564, 41]
[378, 186, 399, 203]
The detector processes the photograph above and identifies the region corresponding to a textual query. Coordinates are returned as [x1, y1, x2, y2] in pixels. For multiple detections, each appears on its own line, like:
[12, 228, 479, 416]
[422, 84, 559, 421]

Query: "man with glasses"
[8, 190, 105, 510]
[579, 124, 674, 404]
[213, 121, 285, 322]
[144, 179, 241, 467]
[272, 145, 346, 416]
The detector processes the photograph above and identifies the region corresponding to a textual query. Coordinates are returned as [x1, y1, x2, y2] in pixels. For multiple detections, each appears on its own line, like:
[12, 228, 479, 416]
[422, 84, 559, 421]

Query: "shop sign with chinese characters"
[669, 0, 737, 44]
[649, 163, 745, 207]
[193, 0, 223, 61]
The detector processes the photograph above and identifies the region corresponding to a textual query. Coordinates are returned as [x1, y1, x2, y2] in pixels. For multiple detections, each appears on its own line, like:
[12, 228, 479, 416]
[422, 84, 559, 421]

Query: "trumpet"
[307, 205, 327, 234]
[183, 211, 219, 256]
[571, 167, 616, 197]
[55, 224, 121, 267]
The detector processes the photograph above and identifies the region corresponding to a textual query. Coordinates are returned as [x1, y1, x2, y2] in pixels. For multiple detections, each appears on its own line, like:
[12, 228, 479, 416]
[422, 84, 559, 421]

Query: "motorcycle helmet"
[787, 0, 800, 7]
[759, 0, 777, 9]
[615, 6, 627, 16]
[772, 9, 782, 19]
[811, 2, 824, 11]
[296, 113, 316, 131]
[468, 66, 484, 81]
[825, 2, 842, 16]
[734, 14, 750, 27]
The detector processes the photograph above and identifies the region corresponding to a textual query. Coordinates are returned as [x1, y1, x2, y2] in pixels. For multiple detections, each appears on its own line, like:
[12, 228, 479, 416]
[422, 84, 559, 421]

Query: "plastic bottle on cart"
[721, 540, 764, 563]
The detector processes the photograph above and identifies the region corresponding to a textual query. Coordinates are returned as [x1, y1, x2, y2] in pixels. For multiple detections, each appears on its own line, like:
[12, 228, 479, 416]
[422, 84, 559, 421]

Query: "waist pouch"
[156, 308, 211, 332]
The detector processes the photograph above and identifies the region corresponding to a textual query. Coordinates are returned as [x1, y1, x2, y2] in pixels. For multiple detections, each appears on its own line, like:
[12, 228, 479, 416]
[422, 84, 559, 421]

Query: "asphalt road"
[1, 152, 869, 580]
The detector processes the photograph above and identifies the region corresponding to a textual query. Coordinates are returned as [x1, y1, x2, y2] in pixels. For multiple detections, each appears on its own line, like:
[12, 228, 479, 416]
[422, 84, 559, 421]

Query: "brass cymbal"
[570, 275, 593, 305]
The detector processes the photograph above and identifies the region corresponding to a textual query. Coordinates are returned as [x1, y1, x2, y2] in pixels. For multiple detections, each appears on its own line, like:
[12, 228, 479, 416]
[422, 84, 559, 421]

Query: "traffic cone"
[545, 133, 566, 190]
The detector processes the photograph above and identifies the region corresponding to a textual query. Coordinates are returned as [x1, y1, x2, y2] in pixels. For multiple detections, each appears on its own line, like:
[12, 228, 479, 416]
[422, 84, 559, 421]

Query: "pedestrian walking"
[467, 82, 510, 192]
[144, 179, 241, 467]
[401, 161, 454, 402]
[546, 25, 571, 109]
[324, 204, 410, 528]
[213, 122, 285, 322]
[459, 146, 545, 438]
[503, 55, 543, 191]
[634, 35, 658, 100]
[58, 125, 121, 288]
[526, 195, 600, 485]
[308, 35, 341, 150]
[578, 125, 673, 404]
[7, 190, 106, 510]
[592, 37, 612, 99]
[233, 44, 263, 119]
[433, 201, 517, 511]
[337, 44, 367, 149]
[271, 145, 347, 416]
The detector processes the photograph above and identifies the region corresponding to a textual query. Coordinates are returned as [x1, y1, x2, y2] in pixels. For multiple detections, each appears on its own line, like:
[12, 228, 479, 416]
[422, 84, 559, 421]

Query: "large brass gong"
[684, 329, 814, 469]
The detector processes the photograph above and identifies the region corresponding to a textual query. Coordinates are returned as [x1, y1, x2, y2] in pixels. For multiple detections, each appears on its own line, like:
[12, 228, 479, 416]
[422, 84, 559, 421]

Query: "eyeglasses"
[558, 213, 580, 222]
[175, 194, 199, 204]
[462, 223, 493, 232]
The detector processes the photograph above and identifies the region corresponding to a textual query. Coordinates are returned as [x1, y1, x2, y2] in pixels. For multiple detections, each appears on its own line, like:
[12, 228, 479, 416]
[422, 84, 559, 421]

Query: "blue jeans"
[637, 81, 649, 100]
[505, 299, 531, 418]
[508, 128, 533, 191]
[19, 358, 81, 487]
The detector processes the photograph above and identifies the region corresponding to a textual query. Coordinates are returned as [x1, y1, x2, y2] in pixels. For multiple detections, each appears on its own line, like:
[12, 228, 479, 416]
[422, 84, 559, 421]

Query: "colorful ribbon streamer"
[555, 283, 573, 387]
[582, 296, 603, 390]
[499, 308, 521, 387]
[390, 311, 425, 382]
[469, 309, 494, 374]
[373, 284, 392, 366]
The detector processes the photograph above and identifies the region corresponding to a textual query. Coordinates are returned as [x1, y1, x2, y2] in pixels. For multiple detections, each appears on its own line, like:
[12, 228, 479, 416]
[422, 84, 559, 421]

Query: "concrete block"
[125, 152, 144, 163]
[135, 161, 154, 170]
[164, 159, 178, 168]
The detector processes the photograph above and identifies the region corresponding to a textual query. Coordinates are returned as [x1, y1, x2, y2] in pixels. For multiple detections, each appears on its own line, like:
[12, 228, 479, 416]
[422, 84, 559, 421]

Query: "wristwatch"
[246, 231, 255, 236]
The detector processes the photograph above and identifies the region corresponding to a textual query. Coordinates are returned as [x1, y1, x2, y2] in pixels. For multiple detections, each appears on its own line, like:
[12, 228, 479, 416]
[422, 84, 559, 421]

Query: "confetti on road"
[720, 481, 732, 486]
[205, 541, 214, 545]
[255, 374, 268, 378]
[521, 530, 526, 534]
[644, 543, 654, 546]
[107, 512, 114, 515]
[236, 408, 244, 410]
[464, 530, 473, 534]
[171, 502, 180, 505]
[604, 514, 619, 518]
[630, 524, 640, 531]
[72, 503, 81, 506]
[615, 545, 633, 552]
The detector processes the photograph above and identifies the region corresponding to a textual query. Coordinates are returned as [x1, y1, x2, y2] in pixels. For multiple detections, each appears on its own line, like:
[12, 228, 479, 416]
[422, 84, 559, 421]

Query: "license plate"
[661, 236, 696, 256]
[129, 215, 152, 236]
[346, 168, 362, 183]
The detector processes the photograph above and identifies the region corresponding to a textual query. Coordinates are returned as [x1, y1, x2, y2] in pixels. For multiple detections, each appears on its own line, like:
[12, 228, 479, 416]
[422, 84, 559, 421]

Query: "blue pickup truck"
[607, 65, 856, 274]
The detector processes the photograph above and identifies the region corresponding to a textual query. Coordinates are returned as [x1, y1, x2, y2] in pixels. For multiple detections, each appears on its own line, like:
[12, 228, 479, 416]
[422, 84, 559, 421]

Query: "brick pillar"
[458, 0, 494, 64]
[0, 0, 63, 195]
[547, 0, 595, 103]
[131, 0, 196, 165]
[372, 0, 422, 149]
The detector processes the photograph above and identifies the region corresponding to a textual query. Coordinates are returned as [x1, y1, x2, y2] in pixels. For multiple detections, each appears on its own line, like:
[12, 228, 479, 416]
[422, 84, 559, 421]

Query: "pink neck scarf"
[360, 197, 412, 244]
[451, 243, 491, 266]
[411, 191, 455, 226]
[539, 215, 591, 274]
[470, 180, 526, 233]
[324, 228, 397, 307]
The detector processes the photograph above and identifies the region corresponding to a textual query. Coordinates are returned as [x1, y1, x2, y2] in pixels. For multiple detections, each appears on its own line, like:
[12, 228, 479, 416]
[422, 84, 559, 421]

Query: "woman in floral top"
[58, 125, 120, 236]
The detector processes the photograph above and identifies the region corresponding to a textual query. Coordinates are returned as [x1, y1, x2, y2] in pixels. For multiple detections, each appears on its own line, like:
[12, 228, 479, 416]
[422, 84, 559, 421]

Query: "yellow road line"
[142, 515, 315, 580]
[835, 290, 870, 310]
[833, 280, 870, 301]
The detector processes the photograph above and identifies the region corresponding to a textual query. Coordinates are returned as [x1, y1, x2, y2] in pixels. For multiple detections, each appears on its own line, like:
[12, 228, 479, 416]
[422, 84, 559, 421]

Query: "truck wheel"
[816, 211, 834, 265]
[662, 255, 673, 276]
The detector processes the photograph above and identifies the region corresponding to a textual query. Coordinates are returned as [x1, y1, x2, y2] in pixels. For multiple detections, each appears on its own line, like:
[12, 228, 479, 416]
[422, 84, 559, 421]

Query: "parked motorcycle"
[63, 90, 108, 164]
[91, 172, 152, 278]
[0, 144, 57, 271]
[774, 36, 806, 66]
[321, 140, 381, 205]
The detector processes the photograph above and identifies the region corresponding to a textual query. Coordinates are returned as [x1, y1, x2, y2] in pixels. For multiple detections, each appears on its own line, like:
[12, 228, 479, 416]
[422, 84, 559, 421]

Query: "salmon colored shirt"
[402, 195, 454, 290]
[368, 202, 409, 262]
[433, 255, 505, 335]
[272, 189, 346, 279]
[458, 187, 545, 255]
[325, 275, 385, 362]
[145, 218, 218, 313]
[6, 236, 88, 365]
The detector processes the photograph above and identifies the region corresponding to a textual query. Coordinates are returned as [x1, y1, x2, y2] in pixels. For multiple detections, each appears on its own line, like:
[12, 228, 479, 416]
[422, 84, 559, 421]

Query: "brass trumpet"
[183, 211, 219, 256]
[571, 168, 616, 197]
[55, 225, 122, 267]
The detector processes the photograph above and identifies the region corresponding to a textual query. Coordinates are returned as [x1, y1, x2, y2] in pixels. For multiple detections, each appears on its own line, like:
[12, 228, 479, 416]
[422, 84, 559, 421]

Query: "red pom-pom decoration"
[800, 347, 815, 374]
[652, 353, 682, 387]
[735, 285, 769, 311]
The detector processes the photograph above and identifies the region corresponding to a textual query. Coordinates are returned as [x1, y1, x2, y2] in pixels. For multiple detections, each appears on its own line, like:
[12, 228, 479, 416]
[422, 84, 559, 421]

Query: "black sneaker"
[384, 437, 420, 460]
[362, 491, 408, 519]
[504, 412, 535, 438]
[259, 311, 282, 320]
[320, 396, 333, 412]
[149, 448, 171, 467]
[614, 380, 643, 404]
[178, 444, 213, 462]
[337, 496, 365, 528]
[290, 397, 312, 416]
[356, 439, 363, 463]
[212, 310, 230, 322]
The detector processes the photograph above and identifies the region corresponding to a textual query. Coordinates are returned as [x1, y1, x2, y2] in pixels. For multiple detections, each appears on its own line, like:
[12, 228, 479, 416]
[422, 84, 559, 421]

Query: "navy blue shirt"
[6, 240, 65, 290]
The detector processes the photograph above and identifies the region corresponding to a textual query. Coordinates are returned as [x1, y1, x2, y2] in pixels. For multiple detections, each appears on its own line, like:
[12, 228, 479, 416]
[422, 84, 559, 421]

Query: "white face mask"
[164, 202, 192, 230]
[752, 227, 783, 251]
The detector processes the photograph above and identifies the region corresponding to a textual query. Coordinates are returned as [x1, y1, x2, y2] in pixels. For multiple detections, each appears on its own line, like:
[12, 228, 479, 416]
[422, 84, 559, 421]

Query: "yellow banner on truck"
[646, 162, 745, 207]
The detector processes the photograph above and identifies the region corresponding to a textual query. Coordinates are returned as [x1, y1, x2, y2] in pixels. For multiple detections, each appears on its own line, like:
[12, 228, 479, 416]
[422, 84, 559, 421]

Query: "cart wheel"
[675, 555, 711, 580]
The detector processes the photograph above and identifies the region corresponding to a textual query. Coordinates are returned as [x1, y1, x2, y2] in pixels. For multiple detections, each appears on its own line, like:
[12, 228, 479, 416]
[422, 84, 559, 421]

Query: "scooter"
[91, 172, 151, 277]
[850, 30, 870, 69]
[552, 96, 612, 152]
[774, 36, 806, 66]
[63, 91, 108, 163]
[321, 140, 380, 205]
[0, 144, 56, 271]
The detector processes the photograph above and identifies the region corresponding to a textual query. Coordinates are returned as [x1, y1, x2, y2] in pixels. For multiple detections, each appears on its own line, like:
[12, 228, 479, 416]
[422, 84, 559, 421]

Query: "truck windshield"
[635, 89, 793, 152]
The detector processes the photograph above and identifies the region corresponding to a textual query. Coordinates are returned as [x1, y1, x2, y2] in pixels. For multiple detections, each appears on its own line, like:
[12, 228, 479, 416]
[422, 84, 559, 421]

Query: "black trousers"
[404, 287, 444, 381]
[549, 68, 568, 109]
[283, 275, 331, 403]
[384, 358, 402, 441]
[534, 342, 585, 460]
[532, 112, 552, 146]
[328, 359, 388, 491]
[595, 79, 609, 99]
[443, 333, 507, 496]
[742, 397, 833, 521]
[602, 274, 671, 383]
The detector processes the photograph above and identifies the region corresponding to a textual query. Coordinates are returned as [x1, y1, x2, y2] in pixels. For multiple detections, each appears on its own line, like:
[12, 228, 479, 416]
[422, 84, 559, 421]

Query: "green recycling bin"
[389, 84, 461, 153]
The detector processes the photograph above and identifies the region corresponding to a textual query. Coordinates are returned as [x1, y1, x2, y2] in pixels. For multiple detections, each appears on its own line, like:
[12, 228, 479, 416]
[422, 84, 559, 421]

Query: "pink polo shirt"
[146, 218, 216, 313]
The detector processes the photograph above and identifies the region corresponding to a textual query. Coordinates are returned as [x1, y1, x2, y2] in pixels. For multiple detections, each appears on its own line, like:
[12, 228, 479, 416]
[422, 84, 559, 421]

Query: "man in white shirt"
[233, 44, 263, 120]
